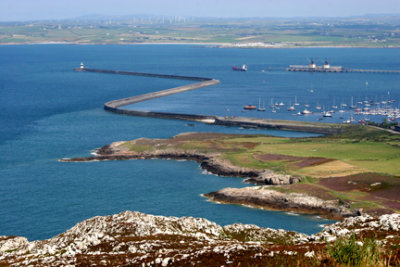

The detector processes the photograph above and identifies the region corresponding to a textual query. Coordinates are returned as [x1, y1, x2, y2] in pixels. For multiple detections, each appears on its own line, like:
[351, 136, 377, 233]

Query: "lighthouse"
[323, 60, 330, 70]
[309, 60, 316, 69]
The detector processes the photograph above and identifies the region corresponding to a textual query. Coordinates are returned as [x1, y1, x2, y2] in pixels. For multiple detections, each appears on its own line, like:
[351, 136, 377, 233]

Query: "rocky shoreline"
[204, 187, 361, 220]
[1, 211, 399, 266]
[60, 141, 359, 219]
[61, 144, 300, 185]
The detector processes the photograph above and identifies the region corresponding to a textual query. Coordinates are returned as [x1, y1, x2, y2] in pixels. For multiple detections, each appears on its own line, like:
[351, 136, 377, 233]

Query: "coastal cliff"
[1, 211, 400, 266]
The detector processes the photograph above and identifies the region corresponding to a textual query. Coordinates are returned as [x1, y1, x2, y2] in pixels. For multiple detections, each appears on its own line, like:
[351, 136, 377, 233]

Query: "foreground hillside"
[1, 211, 400, 266]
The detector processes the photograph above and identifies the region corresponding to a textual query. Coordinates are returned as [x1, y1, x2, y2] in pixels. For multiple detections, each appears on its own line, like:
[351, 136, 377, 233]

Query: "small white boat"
[301, 109, 312, 115]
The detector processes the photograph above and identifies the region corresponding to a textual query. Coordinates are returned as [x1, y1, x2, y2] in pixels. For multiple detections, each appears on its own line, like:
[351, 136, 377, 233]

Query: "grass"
[251, 140, 400, 176]
[328, 234, 384, 267]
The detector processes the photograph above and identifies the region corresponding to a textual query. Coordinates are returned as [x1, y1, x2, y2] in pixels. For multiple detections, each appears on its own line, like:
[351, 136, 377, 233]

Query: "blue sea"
[0, 45, 399, 241]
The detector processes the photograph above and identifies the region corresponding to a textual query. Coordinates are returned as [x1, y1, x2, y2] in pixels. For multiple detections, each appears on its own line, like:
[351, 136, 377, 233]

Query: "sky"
[1, 0, 400, 21]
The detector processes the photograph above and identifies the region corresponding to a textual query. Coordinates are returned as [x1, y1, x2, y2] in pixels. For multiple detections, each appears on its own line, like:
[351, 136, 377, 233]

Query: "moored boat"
[233, 64, 248, 71]
[301, 109, 312, 115]
[243, 104, 256, 110]
[257, 98, 266, 111]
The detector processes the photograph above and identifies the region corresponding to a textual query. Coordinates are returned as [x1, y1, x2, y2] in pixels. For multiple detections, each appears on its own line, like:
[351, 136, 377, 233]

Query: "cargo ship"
[233, 64, 247, 71]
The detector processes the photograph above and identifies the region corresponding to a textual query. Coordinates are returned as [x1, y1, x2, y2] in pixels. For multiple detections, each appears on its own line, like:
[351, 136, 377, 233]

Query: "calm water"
[0, 45, 399, 241]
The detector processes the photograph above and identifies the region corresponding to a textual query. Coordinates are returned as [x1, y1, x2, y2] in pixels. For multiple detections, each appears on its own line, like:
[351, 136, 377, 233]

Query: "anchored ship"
[233, 64, 248, 71]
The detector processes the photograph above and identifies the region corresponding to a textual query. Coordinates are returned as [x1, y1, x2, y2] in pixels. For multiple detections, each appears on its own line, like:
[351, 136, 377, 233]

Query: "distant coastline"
[1, 41, 399, 48]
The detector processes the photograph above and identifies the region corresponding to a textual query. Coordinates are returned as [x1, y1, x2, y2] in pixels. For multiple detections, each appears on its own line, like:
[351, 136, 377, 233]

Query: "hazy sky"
[1, 0, 400, 21]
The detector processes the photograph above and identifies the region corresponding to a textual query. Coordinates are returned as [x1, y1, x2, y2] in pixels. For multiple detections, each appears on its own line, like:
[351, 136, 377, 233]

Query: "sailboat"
[294, 96, 300, 106]
[350, 96, 356, 109]
[270, 98, 277, 113]
[332, 98, 338, 109]
[257, 98, 266, 111]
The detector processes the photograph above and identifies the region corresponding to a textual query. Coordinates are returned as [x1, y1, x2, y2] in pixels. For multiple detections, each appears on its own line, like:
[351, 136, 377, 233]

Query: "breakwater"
[76, 67, 346, 134]
[213, 116, 344, 134]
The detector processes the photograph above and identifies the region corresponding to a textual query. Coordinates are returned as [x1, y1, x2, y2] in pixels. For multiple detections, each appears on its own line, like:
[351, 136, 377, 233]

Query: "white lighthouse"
[323, 60, 330, 70]
[309, 60, 316, 69]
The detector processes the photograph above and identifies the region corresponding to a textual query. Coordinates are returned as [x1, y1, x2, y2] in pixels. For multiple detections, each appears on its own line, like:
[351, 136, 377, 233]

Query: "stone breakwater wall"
[77, 67, 346, 134]
[213, 117, 344, 135]
[77, 67, 219, 122]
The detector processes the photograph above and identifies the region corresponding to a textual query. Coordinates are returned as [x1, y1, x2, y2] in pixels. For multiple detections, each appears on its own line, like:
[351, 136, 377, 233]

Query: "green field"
[1, 16, 399, 47]
[122, 126, 400, 177]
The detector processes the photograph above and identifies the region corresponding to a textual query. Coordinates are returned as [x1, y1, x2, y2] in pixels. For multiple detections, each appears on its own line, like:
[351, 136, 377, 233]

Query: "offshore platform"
[286, 60, 400, 74]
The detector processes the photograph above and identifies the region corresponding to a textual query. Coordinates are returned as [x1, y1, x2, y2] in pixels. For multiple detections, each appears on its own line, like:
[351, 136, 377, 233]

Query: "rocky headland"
[1, 211, 400, 266]
[60, 132, 400, 220]
[61, 140, 300, 186]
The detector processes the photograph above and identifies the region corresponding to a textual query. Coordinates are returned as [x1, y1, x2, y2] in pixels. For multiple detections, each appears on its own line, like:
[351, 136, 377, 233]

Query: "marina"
[77, 65, 347, 134]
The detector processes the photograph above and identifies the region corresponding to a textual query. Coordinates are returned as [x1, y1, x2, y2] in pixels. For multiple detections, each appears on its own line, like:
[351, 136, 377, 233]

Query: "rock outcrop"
[205, 186, 359, 219]
[1, 211, 399, 266]
[244, 170, 302, 185]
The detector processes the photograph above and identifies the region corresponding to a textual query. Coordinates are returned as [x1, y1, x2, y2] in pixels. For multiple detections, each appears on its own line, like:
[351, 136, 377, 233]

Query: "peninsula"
[61, 126, 400, 220]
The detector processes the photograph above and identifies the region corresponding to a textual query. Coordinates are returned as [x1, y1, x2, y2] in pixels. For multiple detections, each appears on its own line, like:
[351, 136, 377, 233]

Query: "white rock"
[325, 235, 337, 242]
[0, 237, 29, 252]
[304, 251, 315, 257]
[162, 257, 170, 266]
[355, 241, 363, 246]
[128, 246, 137, 253]
[336, 228, 350, 236]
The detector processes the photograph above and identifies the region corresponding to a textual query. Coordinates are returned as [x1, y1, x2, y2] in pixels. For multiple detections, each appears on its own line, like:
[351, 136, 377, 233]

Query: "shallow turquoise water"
[0, 45, 398, 240]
